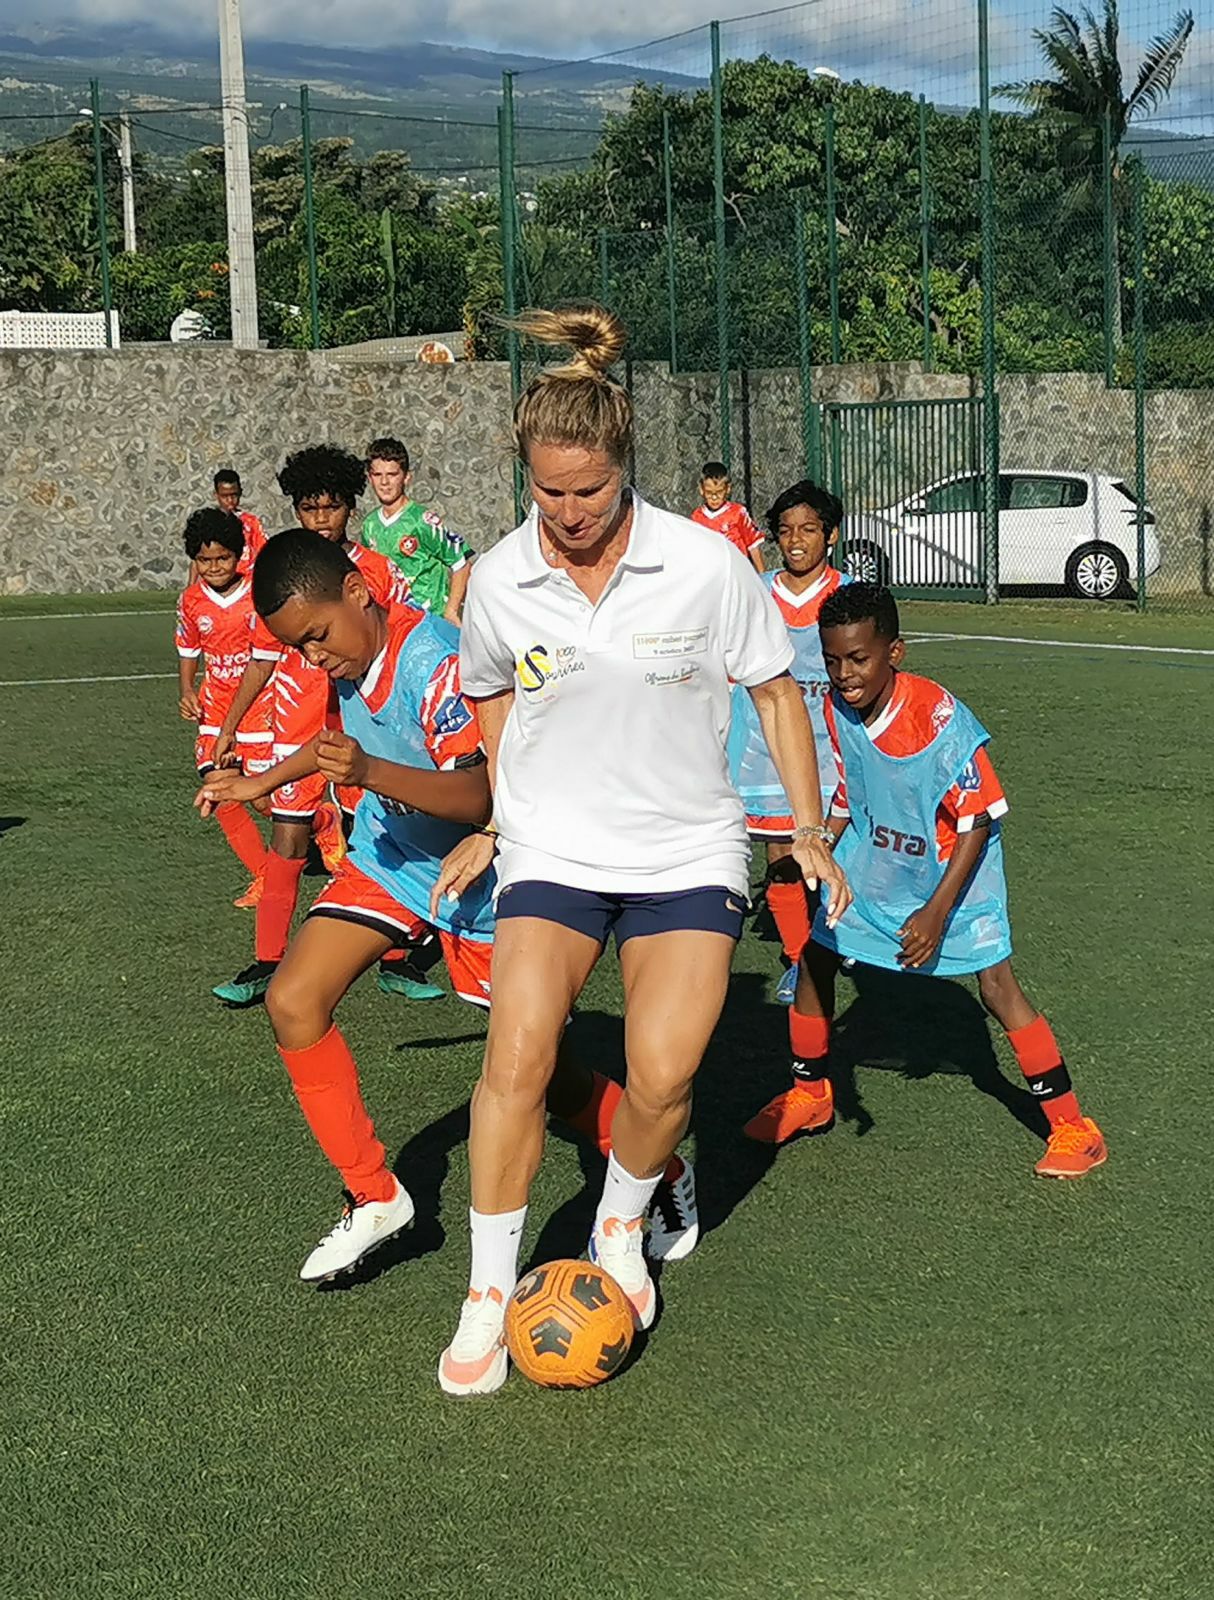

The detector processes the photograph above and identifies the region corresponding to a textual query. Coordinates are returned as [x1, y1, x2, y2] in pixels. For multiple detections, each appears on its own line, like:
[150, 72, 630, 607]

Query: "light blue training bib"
[812, 691, 1012, 976]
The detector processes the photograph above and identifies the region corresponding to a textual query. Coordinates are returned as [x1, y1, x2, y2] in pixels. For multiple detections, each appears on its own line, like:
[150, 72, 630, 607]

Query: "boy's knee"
[978, 961, 1014, 1009]
[266, 969, 328, 1044]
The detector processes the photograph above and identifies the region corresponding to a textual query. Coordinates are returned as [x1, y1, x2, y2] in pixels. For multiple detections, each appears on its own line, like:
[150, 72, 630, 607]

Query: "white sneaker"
[299, 1178, 415, 1282]
[590, 1215, 657, 1330]
[438, 1289, 509, 1396]
[648, 1155, 699, 1263]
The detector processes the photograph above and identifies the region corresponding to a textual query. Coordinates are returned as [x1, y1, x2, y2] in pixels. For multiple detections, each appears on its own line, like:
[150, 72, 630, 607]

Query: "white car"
[845, 469, 1161, 600]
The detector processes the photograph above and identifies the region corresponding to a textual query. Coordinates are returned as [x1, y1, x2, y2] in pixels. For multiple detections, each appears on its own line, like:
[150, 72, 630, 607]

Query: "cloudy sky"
[12, 0, 1211, 116]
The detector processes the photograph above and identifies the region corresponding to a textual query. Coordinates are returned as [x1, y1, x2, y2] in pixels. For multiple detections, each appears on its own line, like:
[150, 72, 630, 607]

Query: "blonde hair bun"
[510, 305, 626, 379]
[508, 304, 634, 468]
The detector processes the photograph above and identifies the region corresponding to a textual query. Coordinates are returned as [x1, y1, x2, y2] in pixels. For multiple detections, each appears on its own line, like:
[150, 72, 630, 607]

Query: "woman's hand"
[791, 834, 852, 928]
[430, 831, 497, 919]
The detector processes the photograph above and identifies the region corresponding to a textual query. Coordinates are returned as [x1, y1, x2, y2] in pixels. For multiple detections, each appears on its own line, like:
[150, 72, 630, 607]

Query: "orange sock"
[278, 1024, 395, 1200]
[790, 1009, 831, 1095]
[255, 851, 307, 963]
[217, 802, 267, 877]
[564, 1071, 682, 1184]
[1007, 1015, 1082, 1128]
[766, 879, 811, 964]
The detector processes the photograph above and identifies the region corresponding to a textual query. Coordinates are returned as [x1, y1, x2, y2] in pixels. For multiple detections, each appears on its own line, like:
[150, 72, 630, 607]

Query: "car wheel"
[1064, 542, 1130, 601]
[845, 540, 890, 585]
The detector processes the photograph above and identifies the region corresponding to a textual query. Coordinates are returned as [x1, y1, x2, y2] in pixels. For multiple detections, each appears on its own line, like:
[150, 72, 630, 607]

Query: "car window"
[921, 476, 981, 514]
[1005, 475, 1088, 510]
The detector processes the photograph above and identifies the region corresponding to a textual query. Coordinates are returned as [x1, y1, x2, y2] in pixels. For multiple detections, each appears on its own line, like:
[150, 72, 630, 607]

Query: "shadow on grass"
[315, 1100, 470, 1293]
[831, 962, 1049, 1141]
[0, 816, 26, 839]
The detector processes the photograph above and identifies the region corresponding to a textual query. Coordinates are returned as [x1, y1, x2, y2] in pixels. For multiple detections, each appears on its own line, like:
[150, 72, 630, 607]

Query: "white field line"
[0, 672, 176, 688]
[0, 608, 174, 623]
[907, 629, 1214, 658]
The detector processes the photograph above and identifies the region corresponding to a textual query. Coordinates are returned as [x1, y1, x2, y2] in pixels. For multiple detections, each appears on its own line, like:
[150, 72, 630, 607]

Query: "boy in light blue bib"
[745, 583, 1107, 1181]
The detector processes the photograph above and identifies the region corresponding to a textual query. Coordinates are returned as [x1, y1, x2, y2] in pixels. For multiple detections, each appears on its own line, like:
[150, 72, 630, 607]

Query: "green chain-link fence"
[1, 0, 1210, 603]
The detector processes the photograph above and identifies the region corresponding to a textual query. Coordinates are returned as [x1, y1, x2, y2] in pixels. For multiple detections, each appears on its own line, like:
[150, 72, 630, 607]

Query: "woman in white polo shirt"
[435, 306, 850, 1395]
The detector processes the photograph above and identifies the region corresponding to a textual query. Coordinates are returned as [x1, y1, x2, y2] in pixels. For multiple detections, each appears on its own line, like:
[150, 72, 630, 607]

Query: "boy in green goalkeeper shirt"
[362, 437, 474, 623]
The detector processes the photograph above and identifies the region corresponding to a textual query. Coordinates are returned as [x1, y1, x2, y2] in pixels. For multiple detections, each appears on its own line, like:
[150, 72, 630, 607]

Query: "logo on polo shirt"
[516, 644, 552, 693]
[398, 535, 420, 557]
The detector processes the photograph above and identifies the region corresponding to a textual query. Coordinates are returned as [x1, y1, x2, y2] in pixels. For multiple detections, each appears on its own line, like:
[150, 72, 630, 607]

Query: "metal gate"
[818, 396, 992, 601]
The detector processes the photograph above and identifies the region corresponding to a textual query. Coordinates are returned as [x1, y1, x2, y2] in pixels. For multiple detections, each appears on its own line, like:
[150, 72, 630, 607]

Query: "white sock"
[468, 1205, 527, 1298]
[595, 1152, 662, 1235]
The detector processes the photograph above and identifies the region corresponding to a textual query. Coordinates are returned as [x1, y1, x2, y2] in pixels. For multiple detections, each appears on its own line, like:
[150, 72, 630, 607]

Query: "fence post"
[977, 0, 999, 604]
[89, 79, 114, 348]
[1131, 157, 1148, 613]
[710, 20, 731, 469]
[598, 229, 611, 307]
[824, 101, 841, 365]
[662, 109, 679, 375]
[499, 78, 524, 523]
[918, 94, 933, 372]
[794, 196, 818, 479]
[1102, 107, 1117, 387]
[299, 84, 321, 350]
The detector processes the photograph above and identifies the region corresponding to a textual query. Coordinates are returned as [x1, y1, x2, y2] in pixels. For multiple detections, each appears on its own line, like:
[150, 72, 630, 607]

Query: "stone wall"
[1, 345, 1209, 596]
[0, 346, 518, 596]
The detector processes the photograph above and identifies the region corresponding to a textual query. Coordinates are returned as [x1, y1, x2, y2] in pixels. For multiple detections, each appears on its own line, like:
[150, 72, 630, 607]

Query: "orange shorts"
[196, 729, 275, 778]
[745, 812, 796, 841]
[335, 783, 363, 817]
[309, 858, 492, 1008]
[270, 770, 328, 822]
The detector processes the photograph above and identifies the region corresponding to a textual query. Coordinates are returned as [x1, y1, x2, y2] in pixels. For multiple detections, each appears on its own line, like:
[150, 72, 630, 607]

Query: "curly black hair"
[277, 444, 367, 510]
[183, 507, 245, 560]
[819, 581, 900, 640]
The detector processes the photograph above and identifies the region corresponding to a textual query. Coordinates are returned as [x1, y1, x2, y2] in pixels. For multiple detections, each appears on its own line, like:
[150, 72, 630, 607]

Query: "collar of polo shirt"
[514, 490, 663, 587]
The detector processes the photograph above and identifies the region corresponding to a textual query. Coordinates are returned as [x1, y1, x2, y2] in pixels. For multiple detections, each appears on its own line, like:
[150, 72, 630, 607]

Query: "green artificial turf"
[2, 598, 1211, 1599]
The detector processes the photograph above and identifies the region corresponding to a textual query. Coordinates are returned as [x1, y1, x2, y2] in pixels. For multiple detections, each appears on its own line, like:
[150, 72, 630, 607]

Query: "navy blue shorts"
[495, 881, 748, 948]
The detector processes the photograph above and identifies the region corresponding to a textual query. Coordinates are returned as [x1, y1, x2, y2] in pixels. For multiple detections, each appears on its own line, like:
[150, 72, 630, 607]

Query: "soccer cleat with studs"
[377, 955, 446, 1001]
[743, 1078, 835, 1143]
[211, 959, 278, 1006]
[233, 873, 265, 910]
[775, 964, 799, 1006]
[438, 1288, 510, 1396]
[299, 1177, 415, 1282]
[648, 1155, 699, 1263]
[1034, 1116, 1108, 1179]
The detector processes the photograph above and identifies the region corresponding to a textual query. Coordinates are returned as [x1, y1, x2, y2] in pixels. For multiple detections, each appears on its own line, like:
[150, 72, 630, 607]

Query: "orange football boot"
[744, 1079, 835, 1143]
[1034, 1116, 1107, 1179]
[233, 873, 265, 910]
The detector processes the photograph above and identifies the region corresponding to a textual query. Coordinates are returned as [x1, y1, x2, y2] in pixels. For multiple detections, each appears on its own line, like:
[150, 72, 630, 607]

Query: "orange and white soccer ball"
[504, 1259, 634, 1389]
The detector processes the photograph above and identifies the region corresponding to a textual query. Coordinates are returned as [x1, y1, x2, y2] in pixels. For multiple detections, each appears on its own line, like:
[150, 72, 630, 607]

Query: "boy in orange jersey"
[214, 468, 267, 577]
[744, 583, 1107, 1180]
[690, 461, 765, 575]
[727, 480, 850, 1004]
[207, 445, 413, 1007]
[176, 508, 272, 906]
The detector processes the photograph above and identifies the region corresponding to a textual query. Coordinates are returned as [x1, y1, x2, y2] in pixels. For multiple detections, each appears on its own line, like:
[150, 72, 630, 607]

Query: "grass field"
[4, 595, 1212, 1600]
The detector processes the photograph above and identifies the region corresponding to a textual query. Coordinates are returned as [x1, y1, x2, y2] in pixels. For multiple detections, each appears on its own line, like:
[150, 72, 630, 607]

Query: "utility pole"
[217, 0, 259, 349]
[118, 113, 137, 253]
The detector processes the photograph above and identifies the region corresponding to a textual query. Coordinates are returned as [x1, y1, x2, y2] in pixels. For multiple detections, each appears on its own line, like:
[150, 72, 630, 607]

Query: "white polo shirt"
[459, 492, 794, 895]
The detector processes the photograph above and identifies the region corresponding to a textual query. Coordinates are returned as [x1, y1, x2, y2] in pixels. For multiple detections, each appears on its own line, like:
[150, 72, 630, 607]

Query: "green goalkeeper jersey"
[359, 500, 473, 614]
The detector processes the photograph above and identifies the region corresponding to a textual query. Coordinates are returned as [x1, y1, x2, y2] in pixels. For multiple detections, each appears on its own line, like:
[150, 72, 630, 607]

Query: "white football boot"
[299, 1178, 415, 1282]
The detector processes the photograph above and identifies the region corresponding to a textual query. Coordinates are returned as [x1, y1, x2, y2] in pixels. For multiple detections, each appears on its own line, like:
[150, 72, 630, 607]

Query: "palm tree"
[997, 0, 1193, 342]
[998, 0, 1193, 168]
